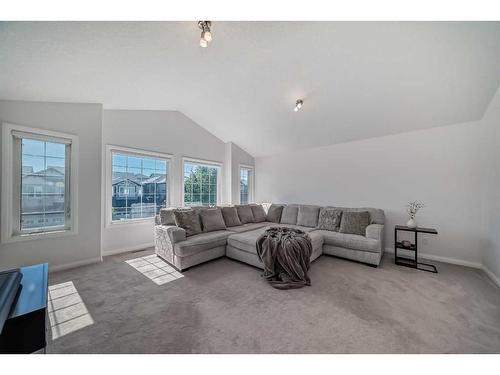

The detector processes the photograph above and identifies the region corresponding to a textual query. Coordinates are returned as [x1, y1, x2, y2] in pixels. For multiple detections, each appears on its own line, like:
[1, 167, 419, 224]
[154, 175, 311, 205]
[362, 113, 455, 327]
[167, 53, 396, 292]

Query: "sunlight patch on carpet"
[125, 255, 184, 285]
[48, 281, 94, 339]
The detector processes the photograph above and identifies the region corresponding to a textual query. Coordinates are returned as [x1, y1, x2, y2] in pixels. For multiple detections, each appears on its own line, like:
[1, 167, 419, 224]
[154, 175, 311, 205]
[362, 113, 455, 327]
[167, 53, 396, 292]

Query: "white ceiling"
[1, 22, 499, 157]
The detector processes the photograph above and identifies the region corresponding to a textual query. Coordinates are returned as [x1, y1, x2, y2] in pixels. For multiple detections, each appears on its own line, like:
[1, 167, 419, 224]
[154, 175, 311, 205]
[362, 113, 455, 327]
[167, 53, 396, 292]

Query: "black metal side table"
[394, 225, 438, 273]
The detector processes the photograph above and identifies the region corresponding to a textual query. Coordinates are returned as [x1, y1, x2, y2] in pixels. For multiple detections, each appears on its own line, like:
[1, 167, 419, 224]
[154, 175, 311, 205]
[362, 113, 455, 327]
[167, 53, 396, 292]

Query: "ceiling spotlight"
[198, 21, 212, 47]
[294, 99, 303, 112]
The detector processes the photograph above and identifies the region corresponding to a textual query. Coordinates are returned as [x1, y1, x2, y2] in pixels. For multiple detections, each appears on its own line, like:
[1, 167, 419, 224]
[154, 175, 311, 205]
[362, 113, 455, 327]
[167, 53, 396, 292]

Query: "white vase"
[407, 218, 417, 228]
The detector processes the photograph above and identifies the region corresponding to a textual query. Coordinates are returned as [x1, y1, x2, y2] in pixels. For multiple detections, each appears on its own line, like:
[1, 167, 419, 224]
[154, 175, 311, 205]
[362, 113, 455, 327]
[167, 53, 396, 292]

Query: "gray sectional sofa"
[154, 204, 385, 271]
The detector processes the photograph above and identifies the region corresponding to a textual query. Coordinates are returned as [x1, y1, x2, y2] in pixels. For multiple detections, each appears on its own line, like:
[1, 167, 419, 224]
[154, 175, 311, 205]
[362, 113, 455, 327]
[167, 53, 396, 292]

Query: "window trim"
[1, 123, 79, 243]
[238, 164, 254, 205]
[181, 157, 223, 208]
[105, 145, 173, 227]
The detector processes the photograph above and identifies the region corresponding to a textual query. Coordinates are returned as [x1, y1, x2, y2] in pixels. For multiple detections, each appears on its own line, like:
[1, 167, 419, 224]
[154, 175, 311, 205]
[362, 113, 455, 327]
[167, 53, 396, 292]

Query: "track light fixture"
[294, 99, 303, 112]
[198, 21, 212, 48]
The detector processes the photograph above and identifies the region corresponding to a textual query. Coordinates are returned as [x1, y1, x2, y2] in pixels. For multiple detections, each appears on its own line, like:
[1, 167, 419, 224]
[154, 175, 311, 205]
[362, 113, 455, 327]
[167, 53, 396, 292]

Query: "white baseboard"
[50, 256, 102, 273]
[102, 242, 154, 257]
[384, 247, 482, 269]
[481, 265, 500, 287]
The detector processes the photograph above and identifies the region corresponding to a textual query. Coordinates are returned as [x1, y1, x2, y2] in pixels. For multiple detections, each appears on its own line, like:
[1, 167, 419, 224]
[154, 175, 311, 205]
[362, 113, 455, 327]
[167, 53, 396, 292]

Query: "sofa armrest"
[365, 224, 384, 240]
[154, 225, 186, 261]
[163, 225, 186, 243]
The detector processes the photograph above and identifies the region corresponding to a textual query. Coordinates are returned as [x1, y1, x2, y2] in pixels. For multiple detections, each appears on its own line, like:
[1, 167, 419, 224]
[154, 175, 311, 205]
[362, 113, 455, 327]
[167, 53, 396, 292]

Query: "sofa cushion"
[236, 205, 254, 224]
[317, 208, 343, 231]
[174, 230, 234, 257]
[266, 204, 284, 223]
[200, 208, 226, 232]
[339, 211, 371, 236]
[221, 207, 242, 227]
[173, 209, 202, 237]
[328, 206, 385, 225]
[280, 205, 299, 225]
[314, 230, 380, 253]
[297, 205, 320, 227]
[159, 208, 177, 225]
[250, 205, 267, 222]
[228, 222, 270, 233]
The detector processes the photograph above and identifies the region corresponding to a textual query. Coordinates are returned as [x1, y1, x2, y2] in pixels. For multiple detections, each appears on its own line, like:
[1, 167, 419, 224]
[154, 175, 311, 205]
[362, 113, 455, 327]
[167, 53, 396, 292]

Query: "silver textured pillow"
[174, 209, 202, 237]
[339, 211, 371, 236]
[200, 208, 227, 232]
[236, 205, 254, 224]
[221, 207, 242, 227]
[250, 205, 267, 222]
[316, 208, 343, 231]
[159, 208, 176, 225]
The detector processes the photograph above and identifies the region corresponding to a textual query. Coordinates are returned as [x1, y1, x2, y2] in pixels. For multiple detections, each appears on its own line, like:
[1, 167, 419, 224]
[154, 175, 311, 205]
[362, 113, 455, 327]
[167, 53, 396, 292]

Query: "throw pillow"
[221, 207, 242, 227]
[236, 205, 254, 224]
[173, 209, 202, 237]
[200, 208, 227, 232]
[159, 208, 176, 226]
[316, 208, 343, 231]
[339, 211, 371, 236]
[297, 205, 321, 227]
[250, 204, 267, 222]
[266, 204, 284, 223]
[280, 205, 299, 225]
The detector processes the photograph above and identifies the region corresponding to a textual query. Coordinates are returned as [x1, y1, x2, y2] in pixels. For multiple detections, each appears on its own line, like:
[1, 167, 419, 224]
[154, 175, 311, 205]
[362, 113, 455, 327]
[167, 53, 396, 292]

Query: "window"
[183, 159, 221, 207]
[1, 123, 78, 241]
[239, 166, 254, 204]
[110, 148, 169, 222]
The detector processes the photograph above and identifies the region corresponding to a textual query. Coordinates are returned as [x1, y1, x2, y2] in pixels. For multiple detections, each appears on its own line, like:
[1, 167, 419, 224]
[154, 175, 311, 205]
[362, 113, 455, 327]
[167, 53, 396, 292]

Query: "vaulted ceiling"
[1, 21, 499, 157]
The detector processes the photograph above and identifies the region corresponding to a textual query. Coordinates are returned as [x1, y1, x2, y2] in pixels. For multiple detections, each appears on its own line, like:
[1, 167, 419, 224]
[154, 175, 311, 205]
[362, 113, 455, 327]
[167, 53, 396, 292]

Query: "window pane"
[183, 162, 218, 207]
[111, 151, 168, 221]
[21, 139, 67, 232]
[240, 167, 252, 205]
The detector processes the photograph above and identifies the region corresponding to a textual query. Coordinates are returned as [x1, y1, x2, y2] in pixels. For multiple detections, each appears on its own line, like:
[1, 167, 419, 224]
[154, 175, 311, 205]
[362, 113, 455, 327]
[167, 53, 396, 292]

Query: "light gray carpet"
[47, 249, 500, 353]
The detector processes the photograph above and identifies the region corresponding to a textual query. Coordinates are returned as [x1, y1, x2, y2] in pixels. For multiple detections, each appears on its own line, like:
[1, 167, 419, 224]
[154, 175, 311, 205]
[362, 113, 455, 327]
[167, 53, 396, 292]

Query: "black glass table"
[394, 225, 438, 273]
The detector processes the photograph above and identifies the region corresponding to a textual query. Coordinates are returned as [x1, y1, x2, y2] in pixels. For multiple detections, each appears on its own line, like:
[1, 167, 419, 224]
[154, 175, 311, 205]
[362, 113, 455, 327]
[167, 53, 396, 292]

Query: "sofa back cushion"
[280, 204, 299, 225]
[159, 208, 177, 225]
[221, 207, 242, 227]
[174, 209, 202, 237]
[339, 211, 371, 236]
[296, 205, 320, 227]
[266, 204, 284, 223]
[236, 205, 254, 224]
[200, 208, 227, 232]
[316, 207, 343, 231]
[250, 204, 267, 222]
[329, 206, 385, 225]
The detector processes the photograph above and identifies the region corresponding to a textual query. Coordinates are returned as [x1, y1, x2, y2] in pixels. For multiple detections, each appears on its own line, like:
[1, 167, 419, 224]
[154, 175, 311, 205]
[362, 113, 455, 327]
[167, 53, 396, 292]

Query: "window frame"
[105, 145, 173, 227]
[1, 123, 79, 243]
[238, 164, 254, 205]
[181, 157, 222, 208]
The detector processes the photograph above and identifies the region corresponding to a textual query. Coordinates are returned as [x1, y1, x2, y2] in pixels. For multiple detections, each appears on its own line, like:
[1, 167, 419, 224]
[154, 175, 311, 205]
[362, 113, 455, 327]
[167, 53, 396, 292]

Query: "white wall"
[101, 109, 227, 255]
[255, 120, 486, 267]
[0, 100, 102, 271]
[480, 88, 500, 284]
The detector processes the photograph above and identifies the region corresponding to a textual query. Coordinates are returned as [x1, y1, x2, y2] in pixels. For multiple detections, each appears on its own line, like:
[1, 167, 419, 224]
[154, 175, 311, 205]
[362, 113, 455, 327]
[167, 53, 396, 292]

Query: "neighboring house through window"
[239, 165, 254, 205]
[183, 159, 221, 207]
[109, 147, 170, 222]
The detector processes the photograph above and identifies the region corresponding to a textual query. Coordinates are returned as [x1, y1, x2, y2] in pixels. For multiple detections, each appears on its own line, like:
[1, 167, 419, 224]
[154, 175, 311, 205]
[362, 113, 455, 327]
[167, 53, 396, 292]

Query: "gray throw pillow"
[280, 205, 299, 225]
[159, 208, 176, 225]
[339, 211, 371, 236]
[250, 205, 267, 222]
[297, 205, 320, 227]
[221, 207, 242, 227]
[266, 204, 284, 223]
[173, 209, 202, 237]
[316, 208, 343, 231]
[200, 208, 226, 232]
[236, 205, 254, 224]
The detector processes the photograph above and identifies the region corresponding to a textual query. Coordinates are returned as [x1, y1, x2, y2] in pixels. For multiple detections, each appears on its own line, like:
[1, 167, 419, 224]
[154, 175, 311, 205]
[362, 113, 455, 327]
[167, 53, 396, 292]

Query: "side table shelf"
[394, 225, 438, 273]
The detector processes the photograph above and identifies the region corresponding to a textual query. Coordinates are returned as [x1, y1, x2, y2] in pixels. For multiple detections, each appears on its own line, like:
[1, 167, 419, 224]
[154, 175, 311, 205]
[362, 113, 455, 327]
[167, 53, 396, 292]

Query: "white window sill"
[106, 217, 155, 228]
[2, 229, 77, 244]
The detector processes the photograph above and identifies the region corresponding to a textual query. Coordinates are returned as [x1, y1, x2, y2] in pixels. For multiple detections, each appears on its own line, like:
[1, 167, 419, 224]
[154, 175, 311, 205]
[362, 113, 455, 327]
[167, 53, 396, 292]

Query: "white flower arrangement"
[407, 201, 424, 219]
